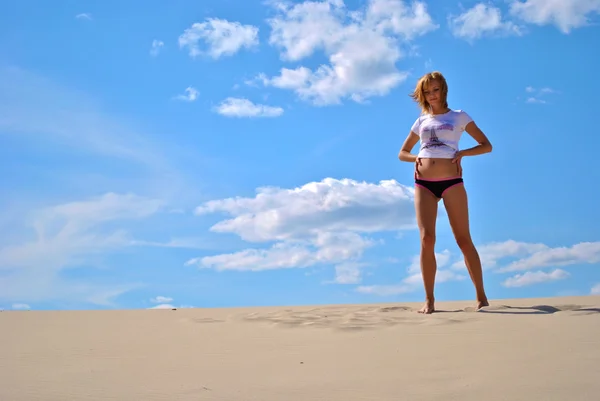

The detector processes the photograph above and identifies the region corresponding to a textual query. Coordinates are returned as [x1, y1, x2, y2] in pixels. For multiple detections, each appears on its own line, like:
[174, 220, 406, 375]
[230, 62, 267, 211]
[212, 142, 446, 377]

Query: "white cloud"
[358, 238, 600, 296]
[149, 304, 176, 309]
[449, 3, 522, 41]
[76, 13, 92, 20]
[131, 237, 230, 250]
[365, 0, 439, 39]
[151, 296, 173, 303]
[185, 173, 599, 291]
[498, 242, 600, 272]
[178, 18, 259, 59]
[174, 87, 199, 102]
[402, 269, 466, 286]
[187, 178, 416, 278]
[194, 177, 415, 242]
[260, 0, 438, 105]
[3, 278, 137, 308]
[526, 97, 546, 104]
[357, 270, 465, 296]
[150, 40, 164, 57]
[407, 249, 452, 274]
[357, 249, 466, 296]
[357, 238, 599, 296]
[403, 249, 465, 285]
[451, 239, 549, 271]
[147, 304, 193, 309]
[502, 269, 570, 288]
[12, 303, 31, 310]
[0, 66, 174, 170]
[0, 193, 161, 304]
[147, 296, 192, 310]
[0, 192, 162, 270]
[356, 283, 414, 296]
[449, 238, 600, 274]
[526, 86, 557, 94]
[509, 0, 600, 33]
[592, 283, 600, 295]
[523, 86, 557, 104]
[214, 97, 284, 118]
[332, 262, 369, 284]
[0, 67, 197, 306]
[187, 232, 375, 272]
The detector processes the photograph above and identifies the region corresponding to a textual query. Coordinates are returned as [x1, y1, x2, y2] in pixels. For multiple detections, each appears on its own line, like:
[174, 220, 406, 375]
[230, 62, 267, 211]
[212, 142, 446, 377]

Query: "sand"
[1, 296, 599, 401]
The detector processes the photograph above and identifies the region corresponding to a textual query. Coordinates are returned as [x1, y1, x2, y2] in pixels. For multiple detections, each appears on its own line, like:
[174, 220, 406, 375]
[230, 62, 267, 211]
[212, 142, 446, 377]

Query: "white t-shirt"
[410, 109, 473, 159]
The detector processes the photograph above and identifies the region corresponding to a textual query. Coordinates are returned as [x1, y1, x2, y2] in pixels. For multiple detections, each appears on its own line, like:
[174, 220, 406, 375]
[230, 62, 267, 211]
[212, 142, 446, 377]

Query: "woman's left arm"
[458, 121, 493, 157]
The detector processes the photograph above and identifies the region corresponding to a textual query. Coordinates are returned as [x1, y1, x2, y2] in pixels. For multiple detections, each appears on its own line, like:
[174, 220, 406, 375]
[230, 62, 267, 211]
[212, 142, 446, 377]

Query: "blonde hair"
[410, 71, 448, 114]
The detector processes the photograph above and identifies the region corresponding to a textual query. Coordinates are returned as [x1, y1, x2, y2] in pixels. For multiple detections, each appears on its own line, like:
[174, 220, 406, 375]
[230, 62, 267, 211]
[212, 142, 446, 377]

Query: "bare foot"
[476, 299, 489, 310]
[418, 299, 435, 314]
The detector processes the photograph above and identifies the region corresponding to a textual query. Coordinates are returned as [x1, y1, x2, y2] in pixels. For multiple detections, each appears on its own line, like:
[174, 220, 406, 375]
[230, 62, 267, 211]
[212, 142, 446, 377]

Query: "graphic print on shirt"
[421, 122, 455, 151]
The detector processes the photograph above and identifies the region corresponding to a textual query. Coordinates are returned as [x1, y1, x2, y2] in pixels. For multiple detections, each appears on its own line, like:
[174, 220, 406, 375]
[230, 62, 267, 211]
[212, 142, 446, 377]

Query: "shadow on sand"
[475, 305, 600, 315]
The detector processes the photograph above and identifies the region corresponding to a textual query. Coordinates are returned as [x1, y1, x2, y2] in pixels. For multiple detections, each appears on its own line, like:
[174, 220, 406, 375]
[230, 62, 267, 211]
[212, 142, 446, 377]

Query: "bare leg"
[442, 184, 489, 309]
[414, 186, 439, 314]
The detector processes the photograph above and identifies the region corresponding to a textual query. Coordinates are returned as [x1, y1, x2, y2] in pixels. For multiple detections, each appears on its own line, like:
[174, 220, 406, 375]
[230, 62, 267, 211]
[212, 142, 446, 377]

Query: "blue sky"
[1, 0, 600, 311]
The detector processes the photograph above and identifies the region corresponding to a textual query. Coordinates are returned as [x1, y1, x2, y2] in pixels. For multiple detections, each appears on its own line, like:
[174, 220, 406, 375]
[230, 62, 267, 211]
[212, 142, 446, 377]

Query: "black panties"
[415, 177, 464, 199]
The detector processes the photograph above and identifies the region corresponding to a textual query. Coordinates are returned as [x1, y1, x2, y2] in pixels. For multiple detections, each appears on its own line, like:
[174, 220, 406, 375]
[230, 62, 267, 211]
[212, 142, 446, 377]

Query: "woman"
[398, 71, 492, 314]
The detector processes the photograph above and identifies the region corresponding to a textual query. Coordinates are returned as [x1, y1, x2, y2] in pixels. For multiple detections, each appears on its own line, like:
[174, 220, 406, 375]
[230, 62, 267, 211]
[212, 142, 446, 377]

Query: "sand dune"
[1, 296, 599, 400]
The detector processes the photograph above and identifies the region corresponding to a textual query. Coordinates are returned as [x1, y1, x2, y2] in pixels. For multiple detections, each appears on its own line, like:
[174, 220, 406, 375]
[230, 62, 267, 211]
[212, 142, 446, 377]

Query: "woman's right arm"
[398, 131, 420, 163]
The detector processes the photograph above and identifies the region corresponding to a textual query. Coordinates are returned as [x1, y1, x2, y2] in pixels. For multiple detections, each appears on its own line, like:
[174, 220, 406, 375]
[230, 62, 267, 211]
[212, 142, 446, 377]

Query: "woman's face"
[423, 80, 443, 109]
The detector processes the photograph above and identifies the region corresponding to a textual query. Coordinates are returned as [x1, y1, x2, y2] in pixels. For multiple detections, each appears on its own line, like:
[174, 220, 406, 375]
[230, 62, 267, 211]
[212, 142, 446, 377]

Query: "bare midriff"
[415, 157, 461, 180]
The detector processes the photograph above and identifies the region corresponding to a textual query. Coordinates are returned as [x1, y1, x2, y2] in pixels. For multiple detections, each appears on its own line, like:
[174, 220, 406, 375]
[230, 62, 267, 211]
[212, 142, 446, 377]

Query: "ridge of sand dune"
[1, 296, 599, 400]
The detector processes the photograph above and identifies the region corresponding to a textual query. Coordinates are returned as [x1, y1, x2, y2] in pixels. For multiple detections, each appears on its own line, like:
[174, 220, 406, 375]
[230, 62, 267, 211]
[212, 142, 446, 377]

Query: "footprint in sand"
[378, 306, 413, 313]
[239, 305, 461, 331]
[180, 317, 226, 324]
